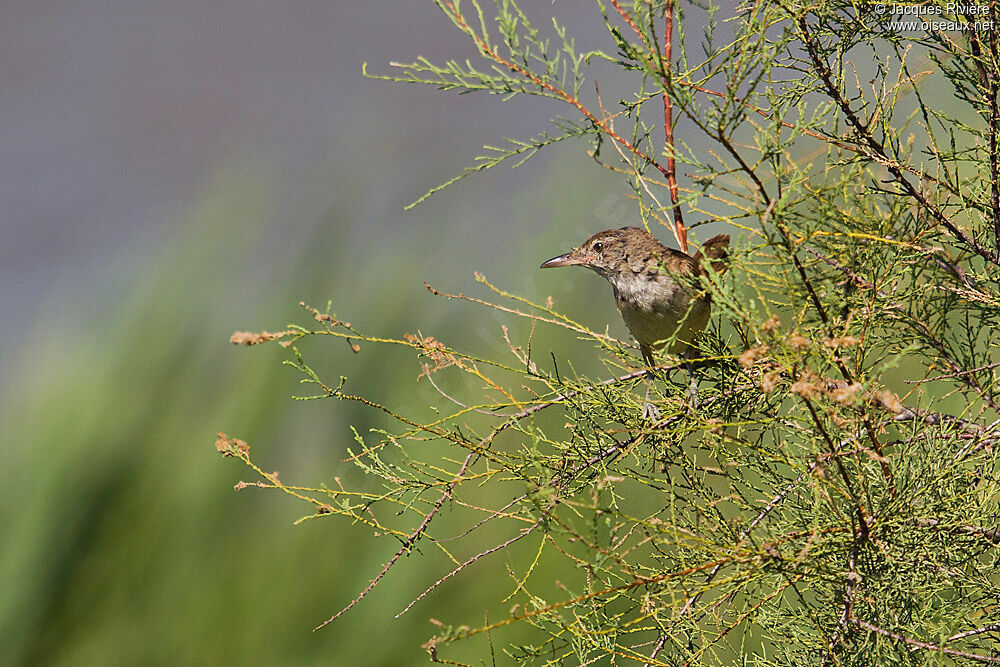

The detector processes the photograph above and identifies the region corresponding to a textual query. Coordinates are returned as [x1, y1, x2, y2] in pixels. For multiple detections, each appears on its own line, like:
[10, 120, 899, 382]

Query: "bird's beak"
[540, 252, 584, 269]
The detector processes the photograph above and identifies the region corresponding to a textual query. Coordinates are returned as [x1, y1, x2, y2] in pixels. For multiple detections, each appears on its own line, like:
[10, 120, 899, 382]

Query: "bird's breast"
[610, 270, 686, 314]
[609, 271, 710, 352]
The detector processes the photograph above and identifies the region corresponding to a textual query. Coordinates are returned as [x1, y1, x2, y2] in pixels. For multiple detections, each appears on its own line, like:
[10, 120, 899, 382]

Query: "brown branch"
[609, 0, 647, 45]
[552, 382, 755, 490]
[510, 366, 674, 418]
[969, 5, 1000, 259]
[642, 633, 668, 667]
[773, 217, 833, 329]
[828, 521, 866, 654]
[988, 11, 1000, 261]
[799, 243, 884, 295]
[796, 241, 1000, 415]
[715, 130, 770, 204]
[851, 618, 1000, 664]
[899, 313, 1000, 413]
[425, 371, 494, 415]
[802, 398, 866, 516]
[603, 3, 950, 206]
[683, 575, 804, 667]
[319, 353, 657, 627]
[889, 404, 988, 434]
[768, 213, 894, 492]
[613, 0, 941, 197]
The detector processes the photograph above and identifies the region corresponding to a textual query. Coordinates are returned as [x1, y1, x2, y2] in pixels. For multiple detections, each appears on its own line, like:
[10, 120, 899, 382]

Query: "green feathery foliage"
[220, 1, 1000, 664]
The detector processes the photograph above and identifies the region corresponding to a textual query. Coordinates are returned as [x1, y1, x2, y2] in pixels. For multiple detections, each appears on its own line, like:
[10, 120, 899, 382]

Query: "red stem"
[662, 1, 687, 252]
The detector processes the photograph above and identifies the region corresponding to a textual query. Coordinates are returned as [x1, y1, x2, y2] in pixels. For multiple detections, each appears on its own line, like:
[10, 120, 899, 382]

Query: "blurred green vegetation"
[0, 141, 640, 664]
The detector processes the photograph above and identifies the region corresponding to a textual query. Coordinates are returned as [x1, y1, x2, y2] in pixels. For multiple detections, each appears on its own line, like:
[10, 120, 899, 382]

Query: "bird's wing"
[693, 234, 730, 274]
[658, 247, 699, 275]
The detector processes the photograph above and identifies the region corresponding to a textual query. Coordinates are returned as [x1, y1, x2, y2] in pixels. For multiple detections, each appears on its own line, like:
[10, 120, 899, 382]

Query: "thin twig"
[425, 281, 624, 345]
[796, 15, 999, 266]
[949, 621, 1000, 642]
[325, 360, 694, 626]
[678, 461, 819, 616]
[914, 517, 1000, 544]
[437, 0, 671, 179]
[314, 448, 478, 630]
[397, 524, 540, 617]
[905, 361, 1000, 384]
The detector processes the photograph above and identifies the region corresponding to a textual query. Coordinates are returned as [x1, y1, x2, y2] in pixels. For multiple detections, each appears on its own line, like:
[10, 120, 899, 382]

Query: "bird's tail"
[693, 234, 730, 274]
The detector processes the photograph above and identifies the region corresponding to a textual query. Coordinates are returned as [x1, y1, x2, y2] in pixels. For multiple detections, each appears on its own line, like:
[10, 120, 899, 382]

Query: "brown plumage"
[540, 226, 729, 366]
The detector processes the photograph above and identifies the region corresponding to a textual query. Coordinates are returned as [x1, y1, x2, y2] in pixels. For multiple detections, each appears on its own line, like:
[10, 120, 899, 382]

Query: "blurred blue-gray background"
[0, 3, 687, 664]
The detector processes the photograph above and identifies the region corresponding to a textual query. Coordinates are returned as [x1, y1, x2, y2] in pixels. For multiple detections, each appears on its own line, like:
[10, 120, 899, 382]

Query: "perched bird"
[540, 226, 729, 366]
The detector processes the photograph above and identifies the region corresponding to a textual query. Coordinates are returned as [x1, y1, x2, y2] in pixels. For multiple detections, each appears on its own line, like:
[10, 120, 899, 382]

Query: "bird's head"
[539, 227, 640, 279]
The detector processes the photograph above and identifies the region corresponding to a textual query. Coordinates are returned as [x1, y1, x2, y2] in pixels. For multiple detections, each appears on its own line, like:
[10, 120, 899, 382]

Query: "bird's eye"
[593, 242, 604, 252]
